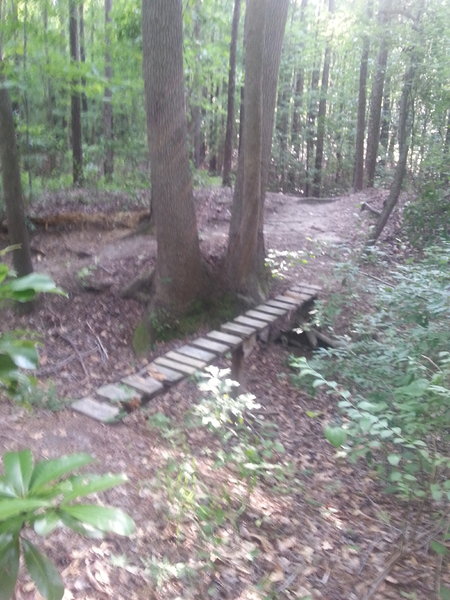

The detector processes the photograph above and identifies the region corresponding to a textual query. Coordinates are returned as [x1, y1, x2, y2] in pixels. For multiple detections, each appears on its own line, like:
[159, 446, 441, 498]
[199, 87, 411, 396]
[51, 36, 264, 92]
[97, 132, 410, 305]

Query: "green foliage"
[0, 450, 135, 600]
[404, 184, 450, 248]
[0, 251, 65, 396]
[146, 367, 290, 588]
[291, 244, 450, 501]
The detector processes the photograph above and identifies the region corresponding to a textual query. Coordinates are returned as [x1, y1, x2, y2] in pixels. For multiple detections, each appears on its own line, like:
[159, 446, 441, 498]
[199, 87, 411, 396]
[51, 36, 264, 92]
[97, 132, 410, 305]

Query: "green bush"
[0, 450, 135, 600]
[291, 244, 450, 501]
[404, 183, 450, 248]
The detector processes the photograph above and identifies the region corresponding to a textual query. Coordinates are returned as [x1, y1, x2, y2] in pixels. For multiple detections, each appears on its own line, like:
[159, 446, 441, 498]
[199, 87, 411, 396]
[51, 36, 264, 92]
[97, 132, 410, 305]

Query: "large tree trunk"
[226, 0, 266, 300]
[312, 0, 334, 198]
[142, 0, 205, 315]
[69, 0, 83, 186]
[222, 0, 241, 187]
[227, 0, 288, 301]
[103, 0, 114, 181]
[353, 0, 372, 192]
[0, 67, 33, 277]
[365, 0, 389, 188]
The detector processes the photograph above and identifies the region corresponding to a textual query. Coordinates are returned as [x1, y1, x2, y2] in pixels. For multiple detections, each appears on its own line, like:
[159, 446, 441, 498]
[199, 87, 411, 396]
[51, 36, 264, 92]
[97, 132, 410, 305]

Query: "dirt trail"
[1, 186, 435, 600]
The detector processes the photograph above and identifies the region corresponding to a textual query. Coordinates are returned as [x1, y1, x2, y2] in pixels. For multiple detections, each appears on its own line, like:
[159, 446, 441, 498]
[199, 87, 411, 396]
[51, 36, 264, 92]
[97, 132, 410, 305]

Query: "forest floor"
[1, 185, 441, 600]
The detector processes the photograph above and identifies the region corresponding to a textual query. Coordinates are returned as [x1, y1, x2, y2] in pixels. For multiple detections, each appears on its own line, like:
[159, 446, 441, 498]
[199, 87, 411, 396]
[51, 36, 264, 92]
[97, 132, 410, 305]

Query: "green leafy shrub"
[404, 183, 450, 248]
[0, 247, 65, 395]
[0, 450, 135, 600]
[291, 244, 450, 501]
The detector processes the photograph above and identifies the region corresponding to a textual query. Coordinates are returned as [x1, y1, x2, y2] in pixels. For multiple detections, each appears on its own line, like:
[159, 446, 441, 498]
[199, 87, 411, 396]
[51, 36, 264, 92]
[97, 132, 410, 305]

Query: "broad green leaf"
[63, 473, 127, 502]
[3, 450, 34, 495]
[8, 273, 65, 295]
[0, 534, 20, 600]
[34, 512, 62, 536]
[324, 426, 347, 448]
[387, 454, 401, 466]
[23, 540, 64, 600]
[30, 453, 93, 492]
[0, 264, 9, 284]
[59, 512, 104, 539]
[61, 504, 135, 536]
[0, 479, 16, 499]
[0, 498, 47, 520]
[0, 340, 39, 370]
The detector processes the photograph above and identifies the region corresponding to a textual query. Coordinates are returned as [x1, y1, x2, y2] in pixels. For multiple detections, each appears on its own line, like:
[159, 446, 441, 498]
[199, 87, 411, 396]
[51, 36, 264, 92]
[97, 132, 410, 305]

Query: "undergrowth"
[291, 243, 450, 504]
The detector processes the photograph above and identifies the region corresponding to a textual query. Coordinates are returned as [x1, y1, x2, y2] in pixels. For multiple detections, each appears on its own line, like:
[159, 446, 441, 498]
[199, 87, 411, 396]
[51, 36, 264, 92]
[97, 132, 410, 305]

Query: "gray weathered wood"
[154, 356, 197, 375]
[221, 321, 256, 336]
[274, 295, 300, 306]
[177, 344, 216, 362]
[145, 363, 184, 383]
[245, 309, 278, 323]
[284, 289, 312, 301]
[207, 330, 243, 347]
[72, 397, 120, 422]
[166, 350, 207, 369]
[265, 299, 296, 310]
[234, 315, 269, 329]
[190, 337, 230, 354]
[97, 383, 140, 404]
[254, 304, 287, 316]
[122, 374, 163, 397]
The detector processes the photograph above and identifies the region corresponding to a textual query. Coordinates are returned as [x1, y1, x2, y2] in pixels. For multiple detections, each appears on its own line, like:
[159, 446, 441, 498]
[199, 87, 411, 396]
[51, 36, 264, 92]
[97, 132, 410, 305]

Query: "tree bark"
[305, 58, 320, 197]
[222, 0, 241, 187]
[0, 67, 33, 277]
[368, 57, 417, 244]
[103, 0, 114, 181]
[353, 0, 372, 191]
[79, 1, 88, 114]
[69, 0, 83, 186]
[365, 0, 389, 188]
[227, 0, 288, 301]
[142, 0, 206, 315]
[226, 0, 266, 299]
[312, 0, 334, 198]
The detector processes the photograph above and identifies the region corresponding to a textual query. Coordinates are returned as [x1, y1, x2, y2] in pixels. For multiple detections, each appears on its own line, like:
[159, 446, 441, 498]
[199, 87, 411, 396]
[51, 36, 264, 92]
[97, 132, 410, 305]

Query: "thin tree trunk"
[142, 0, 205, 314]
[79, 1, 88, 113]
[365, 0, 389, 188]
[0, 67, 33, 277]
[222, 0, 241, 186]
[312, 0, 334, 198]
[103, 0, 113, 181]
[368, 61, 416, 244]
[69, 0, 83, 186]
[304, 60, 320, 197]
[353, 0, 372, 191]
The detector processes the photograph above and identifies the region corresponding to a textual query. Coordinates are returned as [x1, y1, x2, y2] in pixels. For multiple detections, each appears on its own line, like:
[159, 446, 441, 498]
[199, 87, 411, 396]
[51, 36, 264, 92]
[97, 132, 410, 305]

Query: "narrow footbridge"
[72, 283, 320, 422]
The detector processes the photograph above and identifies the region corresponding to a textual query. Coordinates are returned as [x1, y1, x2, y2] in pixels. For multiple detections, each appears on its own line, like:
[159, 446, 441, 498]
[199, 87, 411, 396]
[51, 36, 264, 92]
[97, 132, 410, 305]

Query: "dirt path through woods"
[2, 187, 429, 600]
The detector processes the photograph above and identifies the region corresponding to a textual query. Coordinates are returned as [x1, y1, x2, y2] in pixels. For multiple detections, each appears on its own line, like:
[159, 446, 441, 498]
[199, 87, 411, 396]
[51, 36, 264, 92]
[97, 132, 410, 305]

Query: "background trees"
[0, 0, 447, 200]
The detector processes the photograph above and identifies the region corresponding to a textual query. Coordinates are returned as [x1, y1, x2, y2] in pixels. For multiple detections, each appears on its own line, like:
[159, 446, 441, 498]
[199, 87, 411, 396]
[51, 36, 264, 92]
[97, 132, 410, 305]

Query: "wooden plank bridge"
[71, 283, 321, 422]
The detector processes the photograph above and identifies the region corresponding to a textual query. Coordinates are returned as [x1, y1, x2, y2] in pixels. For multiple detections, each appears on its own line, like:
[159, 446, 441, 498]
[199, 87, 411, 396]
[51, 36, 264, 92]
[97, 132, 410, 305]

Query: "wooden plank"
[265, 299, 296, 310]
[245, 309, 278, 323]
[254, 304, 287, 316]
[284, 289, 312, 301]
[145, 363, 184, 383]
[234, 315, 269, 329]
[154, 356, 197, 375]
[274, 295, 300, 306]
[72, 397, 120, 422]
[207, 330, 242, 347]
[190, 337, 230, 354]
[97, 383, 140, 404]
[292, 283, 321, 293]
[177, 345, 216, 362]
[221, 321, 256, 337]
[121, 374, 163, 397]
[166, 351, 207, 369]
